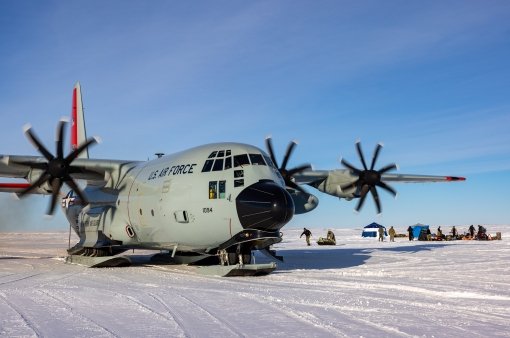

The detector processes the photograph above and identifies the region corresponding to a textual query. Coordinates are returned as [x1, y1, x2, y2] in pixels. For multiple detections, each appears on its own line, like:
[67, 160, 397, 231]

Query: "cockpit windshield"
[233, 154, 249, 167]
[202, 149, 273, 172]
[249, 154, 265, 165]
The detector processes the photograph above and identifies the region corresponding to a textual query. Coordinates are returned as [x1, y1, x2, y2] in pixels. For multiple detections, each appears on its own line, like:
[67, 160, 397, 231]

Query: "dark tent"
[362, 222, 388, 238]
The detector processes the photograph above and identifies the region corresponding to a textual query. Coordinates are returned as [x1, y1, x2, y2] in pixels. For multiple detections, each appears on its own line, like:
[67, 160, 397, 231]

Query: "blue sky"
[1, 1, 509, 231]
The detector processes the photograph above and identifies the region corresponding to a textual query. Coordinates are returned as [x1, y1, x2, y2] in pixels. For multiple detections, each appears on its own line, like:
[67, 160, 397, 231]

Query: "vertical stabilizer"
[71, 82, 89, 158]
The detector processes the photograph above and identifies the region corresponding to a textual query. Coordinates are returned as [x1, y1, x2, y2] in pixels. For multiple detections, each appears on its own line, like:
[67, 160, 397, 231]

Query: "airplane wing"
[380, 173, 465, 183]
[264, 138, 465, 214]
[293, 168, 465, 214]
[0, 154, 140, 194]
[294, 169, 465, 186]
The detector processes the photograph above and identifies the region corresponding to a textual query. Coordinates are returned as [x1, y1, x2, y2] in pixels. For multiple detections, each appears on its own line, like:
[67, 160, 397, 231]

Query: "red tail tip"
[446, 176, 466, 181]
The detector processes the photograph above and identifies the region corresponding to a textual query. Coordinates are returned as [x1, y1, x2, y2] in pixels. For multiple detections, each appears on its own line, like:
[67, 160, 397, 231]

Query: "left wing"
[281, 140, 465, 214]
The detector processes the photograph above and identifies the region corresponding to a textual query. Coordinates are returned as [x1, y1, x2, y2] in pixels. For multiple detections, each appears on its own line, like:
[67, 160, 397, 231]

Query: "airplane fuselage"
[66, 142, 294, 256]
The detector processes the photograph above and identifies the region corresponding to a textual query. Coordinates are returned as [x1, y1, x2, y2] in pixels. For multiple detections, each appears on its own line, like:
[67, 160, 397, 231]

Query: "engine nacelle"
[311, 170, 357, 199]
[289, 190, 319, 214]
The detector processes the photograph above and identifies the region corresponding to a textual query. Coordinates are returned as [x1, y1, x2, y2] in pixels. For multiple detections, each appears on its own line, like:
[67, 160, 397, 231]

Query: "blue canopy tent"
[411, 224, 430, 240]
[362, 222, 388, 237]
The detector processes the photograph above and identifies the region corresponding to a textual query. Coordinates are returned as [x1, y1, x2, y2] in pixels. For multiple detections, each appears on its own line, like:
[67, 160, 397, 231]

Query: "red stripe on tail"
[0, 183, 31, 189]
[71, 87, 78, 150]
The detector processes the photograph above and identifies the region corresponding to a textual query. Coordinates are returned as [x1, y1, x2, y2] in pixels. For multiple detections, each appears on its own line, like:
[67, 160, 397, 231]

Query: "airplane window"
[209, 181, 217, 199]
[234, 179, 244, 187]
[263, 155, 276, 169]
[234, 154, 250, 167]
[212, 158, 224, 171]
[218, 150, 225, 157]
[224, 157, 232, 170]
[202, 159, 214, 172]
[234, 170, 244, 178]
[208, 151, 217, 159]
[226, 150, 231, 156]
[249, 154, 266, 165]
[219, 180, 226, 199]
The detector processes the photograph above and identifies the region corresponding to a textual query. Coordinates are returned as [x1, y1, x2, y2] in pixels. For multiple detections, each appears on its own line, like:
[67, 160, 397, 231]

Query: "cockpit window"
[203, 149, 233, 172]
[249, 154, 266, 165]
[234, 154, 250, 167]
[263, 155, 276, 168]
[212, 158, 224, 171]
[224, 156, 232, 170]
[202, 159, 214, 172]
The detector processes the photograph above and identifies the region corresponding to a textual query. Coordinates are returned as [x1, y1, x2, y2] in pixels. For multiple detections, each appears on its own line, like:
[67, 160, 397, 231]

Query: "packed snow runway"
[1, 226, 509, 337]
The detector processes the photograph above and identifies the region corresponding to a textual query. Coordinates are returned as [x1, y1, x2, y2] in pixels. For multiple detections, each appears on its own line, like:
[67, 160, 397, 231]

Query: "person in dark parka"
[407, 226, 414, 241]
[469, 224, 475, 238]
[300, 228, 312, 246]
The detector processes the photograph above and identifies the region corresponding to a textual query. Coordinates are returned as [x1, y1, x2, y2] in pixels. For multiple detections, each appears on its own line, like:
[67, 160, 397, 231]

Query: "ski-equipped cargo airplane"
[0, 83, 465, 275]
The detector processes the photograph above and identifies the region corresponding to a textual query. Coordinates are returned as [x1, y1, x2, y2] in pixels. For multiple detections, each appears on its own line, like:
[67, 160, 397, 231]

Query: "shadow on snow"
[257, 243, 451, 272]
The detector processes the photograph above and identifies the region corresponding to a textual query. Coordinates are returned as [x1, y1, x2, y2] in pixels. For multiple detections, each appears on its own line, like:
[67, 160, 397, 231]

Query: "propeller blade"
[355, 185, 370, 212]
[24, 127, 54, 161]
[18, 172, 51, 197]
[370, 186, 382, 214]
[370, 143, 383, 170]
[281, 141, 297, 171]
[355, 141, 368, 171]
[378, 163, 398, 174]
[286, 180, 307, 195]
[65, 176, 89, 205]
[56, 120, 67, 159]
[344, 141, 398, 214]
[65, 137, 97, 164]
[47, 178, 63, 215]
[10, 160, 47, 170]
[377, 181, 397, 197]
[265, 137, 279, 169]
[341, 159, 361, 175]
[17, 119, 102, 216]
[287, 164, 312, 177]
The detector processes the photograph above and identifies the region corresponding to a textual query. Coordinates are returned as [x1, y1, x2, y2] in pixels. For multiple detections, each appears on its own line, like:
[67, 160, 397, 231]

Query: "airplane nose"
[236, 180, 294, 231]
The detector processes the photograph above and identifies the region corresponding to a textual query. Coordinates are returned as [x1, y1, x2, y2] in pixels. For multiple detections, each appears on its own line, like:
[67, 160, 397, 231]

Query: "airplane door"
[159, 179, 172, 217]
[128, 176, 158, 241]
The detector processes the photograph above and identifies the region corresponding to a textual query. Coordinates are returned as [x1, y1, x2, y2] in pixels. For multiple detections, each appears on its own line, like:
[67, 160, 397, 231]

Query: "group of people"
[405, 224, 489, 241]
[379, 226, 396, 242]
[300, 224, 492, 245]
[300, 228, 336, 246]
[300, 226, 398, 244]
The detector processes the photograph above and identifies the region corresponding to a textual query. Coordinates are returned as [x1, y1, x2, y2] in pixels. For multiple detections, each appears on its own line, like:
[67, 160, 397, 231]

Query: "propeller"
[340, 141, 397, 214]
[12, 119, 97, 215]
[265, 137, 311, 194]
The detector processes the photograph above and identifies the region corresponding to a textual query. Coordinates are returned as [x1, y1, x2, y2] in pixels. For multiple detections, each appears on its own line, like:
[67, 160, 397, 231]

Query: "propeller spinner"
[265, 137, 311, 194]
[341, 141, 397, 214]
[12, 119, 97, 215]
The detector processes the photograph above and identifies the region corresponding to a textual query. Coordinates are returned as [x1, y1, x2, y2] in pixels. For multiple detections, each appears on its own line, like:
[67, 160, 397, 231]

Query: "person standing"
[469, 225, 475, 239]
[378, 226, 385, 242]
[451, 226, 457, 239]
[388, 226, 396, 242]
[407, 226, 414, 241]
[300, 228, 312, 246]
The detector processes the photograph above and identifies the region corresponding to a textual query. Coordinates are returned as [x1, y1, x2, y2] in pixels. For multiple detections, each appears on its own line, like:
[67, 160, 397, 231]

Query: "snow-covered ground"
[1, 226, 509, 337]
